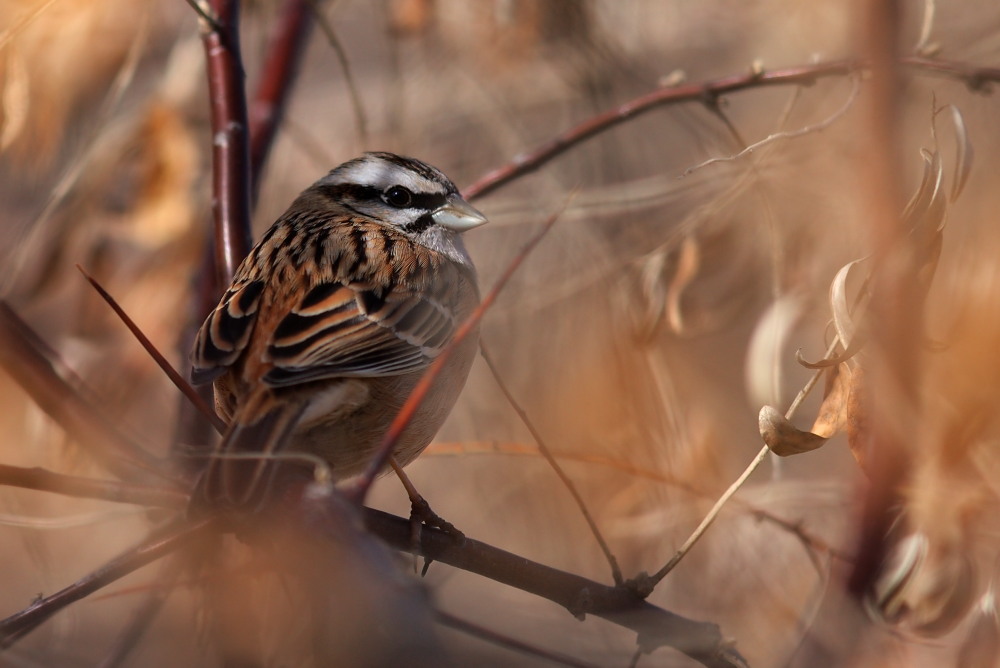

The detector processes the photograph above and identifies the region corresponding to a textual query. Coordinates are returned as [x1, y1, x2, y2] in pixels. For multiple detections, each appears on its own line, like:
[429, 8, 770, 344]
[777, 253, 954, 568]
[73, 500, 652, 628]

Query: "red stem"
[248, 0, 314, 206]
[202, 0, 253, 286]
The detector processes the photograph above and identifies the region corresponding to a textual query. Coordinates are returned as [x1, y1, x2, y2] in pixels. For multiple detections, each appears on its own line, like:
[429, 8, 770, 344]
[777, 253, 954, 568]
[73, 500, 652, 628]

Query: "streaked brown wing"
[262, 279, 456, 388]
[190, 279, 266, 385]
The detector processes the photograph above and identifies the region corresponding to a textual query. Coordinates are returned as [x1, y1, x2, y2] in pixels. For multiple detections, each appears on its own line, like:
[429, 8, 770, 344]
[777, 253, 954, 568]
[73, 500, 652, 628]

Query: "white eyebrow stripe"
[340, 158, 449, 195]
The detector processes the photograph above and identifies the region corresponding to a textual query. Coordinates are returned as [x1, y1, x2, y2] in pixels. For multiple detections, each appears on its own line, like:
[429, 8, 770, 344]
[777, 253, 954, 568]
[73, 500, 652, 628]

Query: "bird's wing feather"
[190, 278, 266, 385]
[262, 279, 456, 387]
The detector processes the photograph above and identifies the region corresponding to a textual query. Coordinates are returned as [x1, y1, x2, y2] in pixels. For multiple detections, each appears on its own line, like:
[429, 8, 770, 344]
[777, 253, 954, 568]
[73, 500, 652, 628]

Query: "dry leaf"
[845, 365, 868, 470]
[867, 531, 977, 637]
[758, 405, 827, 456]
[810, 363, 852, 438]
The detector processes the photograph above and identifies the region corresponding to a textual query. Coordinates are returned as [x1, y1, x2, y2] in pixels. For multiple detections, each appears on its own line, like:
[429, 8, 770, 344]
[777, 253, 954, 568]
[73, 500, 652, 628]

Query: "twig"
[97, 561, 182, 668]
[183, 0, 220, 31]
[435, 610, 600, 668]
[649, 337, 842, 585]
[77, 266, 226, 435]
[307, 0, 369, 145]
[198, 0, 253, 287]
[0, 302, 171, 483]
[681, 74, 862, 177]
[248, 0, 315, 205]
[0, 464, 187, 509]
[463, 60, 859, 200]
[351, 203, 567, 503]
[901, 55, 1000, 91]
[463, 56, 1000, 201]
[362, 506, 747, 668]
[479, 343, 624, 586]
[426, 442, 852, 563]
[0, 518, 213, 648]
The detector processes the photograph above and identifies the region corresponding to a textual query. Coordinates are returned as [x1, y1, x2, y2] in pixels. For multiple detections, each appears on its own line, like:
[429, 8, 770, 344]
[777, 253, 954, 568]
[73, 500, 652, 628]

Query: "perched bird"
[190, 152, 486, 509]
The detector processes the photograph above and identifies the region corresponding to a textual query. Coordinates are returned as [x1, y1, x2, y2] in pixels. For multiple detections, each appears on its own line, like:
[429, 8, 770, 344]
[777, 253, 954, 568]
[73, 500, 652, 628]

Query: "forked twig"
[648, 336, 843, 586]
[479, 343, 624, 586]
[362, 506, 746, 668]
[463, 56, 1000, 202]
[681, 74, 862, 177]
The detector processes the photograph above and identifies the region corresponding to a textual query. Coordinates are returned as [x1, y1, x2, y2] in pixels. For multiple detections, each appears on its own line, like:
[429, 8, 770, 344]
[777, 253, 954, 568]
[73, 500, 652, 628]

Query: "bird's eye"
[383, 186, 413, 208]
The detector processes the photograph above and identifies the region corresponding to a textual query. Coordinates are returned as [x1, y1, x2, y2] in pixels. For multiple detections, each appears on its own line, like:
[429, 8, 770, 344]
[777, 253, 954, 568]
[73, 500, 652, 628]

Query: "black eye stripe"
[317, 184, 448, 211]
[403, 192, 448, 210]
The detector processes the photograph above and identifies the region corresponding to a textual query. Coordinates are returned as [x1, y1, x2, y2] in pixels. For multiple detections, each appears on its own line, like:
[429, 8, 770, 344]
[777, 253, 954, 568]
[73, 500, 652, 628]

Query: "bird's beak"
[431, 194, 488, 232]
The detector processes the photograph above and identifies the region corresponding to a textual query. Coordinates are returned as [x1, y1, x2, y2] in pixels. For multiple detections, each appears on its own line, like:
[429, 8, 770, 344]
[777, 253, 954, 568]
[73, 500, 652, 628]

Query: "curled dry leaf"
[866, 531, 978, 637]
[665, 235, 701, 335]
[829, 257, 869, 353]
[758, 405, 827, 456]
[810, 363, 852, 439]
[634, 235, 701, 340]
[948, 104, 973, 202]
[845, 365, 868, 471]
[745, 295, 803, 409]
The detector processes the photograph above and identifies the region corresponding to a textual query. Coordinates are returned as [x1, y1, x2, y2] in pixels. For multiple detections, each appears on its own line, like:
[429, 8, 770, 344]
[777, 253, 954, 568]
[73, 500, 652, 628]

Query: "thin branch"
[901, 55, 1000, 91]
[0, 301, 172, 483]
[183, 0, 221, 31]
[463, 60, 859, 200]
[681, 74, 862, 177]
[463, 56, 1000, 201]
[362, 507, 747, 668]
[0, 464, 187, 508]
[307, 0, 369, 145]
[351, 203, 567, 503]
[0, 519, 212, 648]
[248, 0, 315, 205]
[426, 441, 852, 563]
[97, 562, 182, 668]
[77, 266, 225, 435]
[436, 610, 600, 668]
[479, 343, 624, 586]
[649, 336, 843, 586]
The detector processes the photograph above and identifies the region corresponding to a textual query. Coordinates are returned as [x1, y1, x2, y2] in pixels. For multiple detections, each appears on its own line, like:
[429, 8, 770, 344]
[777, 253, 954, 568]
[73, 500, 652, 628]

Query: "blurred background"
[3, 0, 1000, 666]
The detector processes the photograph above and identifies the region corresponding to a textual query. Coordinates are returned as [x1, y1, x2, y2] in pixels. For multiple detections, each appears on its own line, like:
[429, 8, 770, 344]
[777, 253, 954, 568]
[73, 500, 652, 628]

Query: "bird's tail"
[190, 393, 307, 514]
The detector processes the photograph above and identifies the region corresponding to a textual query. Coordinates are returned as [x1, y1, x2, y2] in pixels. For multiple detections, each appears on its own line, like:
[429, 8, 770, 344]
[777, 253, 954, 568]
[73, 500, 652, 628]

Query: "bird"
[189, 152, 487, 510]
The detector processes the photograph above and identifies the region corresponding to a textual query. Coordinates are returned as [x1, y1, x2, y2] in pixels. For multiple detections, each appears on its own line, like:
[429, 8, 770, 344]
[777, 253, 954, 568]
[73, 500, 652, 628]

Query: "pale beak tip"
[432, 196, 488, 232]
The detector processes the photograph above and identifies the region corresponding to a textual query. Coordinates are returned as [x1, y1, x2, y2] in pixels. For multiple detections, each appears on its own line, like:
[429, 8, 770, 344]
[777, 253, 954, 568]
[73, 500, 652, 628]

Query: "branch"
[0, 519, 213, 648]
[307, 0, 368, 145]
[362, 507, 747, 668]
[0, 302, 173, 483]
[0, 464, 186, 509]
[198, 0, 253, 287]
[77, 266, 225, 435]
[463, 56, 1000, 201]
[248, 0, 314, 206]
[649, 336, 844, 586]
[479, 343, 624, 586]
